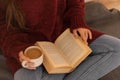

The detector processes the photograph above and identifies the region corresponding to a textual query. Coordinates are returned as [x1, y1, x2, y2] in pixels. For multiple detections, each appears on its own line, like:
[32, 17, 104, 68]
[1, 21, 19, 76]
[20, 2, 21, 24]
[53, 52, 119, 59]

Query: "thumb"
[19, 51, 30, 62]
[81, 35, 88, 45]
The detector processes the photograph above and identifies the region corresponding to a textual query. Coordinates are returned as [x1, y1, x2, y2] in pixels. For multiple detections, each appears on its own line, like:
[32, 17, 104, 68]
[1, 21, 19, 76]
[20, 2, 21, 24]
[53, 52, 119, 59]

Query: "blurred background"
[85, 0, 120, 10]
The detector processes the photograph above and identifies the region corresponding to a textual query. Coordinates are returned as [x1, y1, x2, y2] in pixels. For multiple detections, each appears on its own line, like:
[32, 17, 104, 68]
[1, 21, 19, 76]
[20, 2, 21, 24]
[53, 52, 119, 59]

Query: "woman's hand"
[72, 28, 92, 44]
[19, 51, 36, 70]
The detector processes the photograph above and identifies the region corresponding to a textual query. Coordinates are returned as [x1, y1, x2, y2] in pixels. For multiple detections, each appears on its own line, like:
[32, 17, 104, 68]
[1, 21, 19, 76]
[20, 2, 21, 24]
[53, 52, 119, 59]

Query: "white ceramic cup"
[22, 46, 43, 68]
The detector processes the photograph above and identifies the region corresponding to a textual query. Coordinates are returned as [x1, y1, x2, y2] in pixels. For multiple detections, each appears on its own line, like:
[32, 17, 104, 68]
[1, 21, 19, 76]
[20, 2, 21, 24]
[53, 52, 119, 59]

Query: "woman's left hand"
[72, 28, 92, 45]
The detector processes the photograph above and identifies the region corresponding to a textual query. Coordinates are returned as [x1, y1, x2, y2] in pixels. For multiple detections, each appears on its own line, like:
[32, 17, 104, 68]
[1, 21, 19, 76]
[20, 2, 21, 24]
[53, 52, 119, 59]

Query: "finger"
[83, 33, 88, 45]
[84, 32, 88, 45]
[23, 61, 36, 70]
[19, 57, 23, 62]
[88, 30, 92, 39]
[19, 51, 24, 58]
[27, 62, 35, 67]
[27, 62, 36, 70]
[73, 29, 79, 38]
[19, 51, 24, 62]
[78, 30, 87, 41]
[78, 30, 88, 44]
[19, 51, 30, 62]
[85, 31, 88, 41]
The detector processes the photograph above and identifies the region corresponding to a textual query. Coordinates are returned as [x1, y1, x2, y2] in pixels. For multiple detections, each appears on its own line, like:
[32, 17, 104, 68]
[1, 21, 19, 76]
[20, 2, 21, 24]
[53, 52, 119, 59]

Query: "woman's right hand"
[19, 51, 36, 70]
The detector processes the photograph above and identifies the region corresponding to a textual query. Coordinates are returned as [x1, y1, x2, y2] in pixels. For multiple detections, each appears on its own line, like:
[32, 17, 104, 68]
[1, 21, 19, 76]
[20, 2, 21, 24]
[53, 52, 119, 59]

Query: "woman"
[0, 0, 120, 80]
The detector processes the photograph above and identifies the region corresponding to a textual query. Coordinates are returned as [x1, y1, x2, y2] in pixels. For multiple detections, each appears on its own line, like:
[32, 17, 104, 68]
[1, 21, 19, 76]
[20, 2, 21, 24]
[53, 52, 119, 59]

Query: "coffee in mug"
[22, 46, 43, 68]
[25, 48, 42, 59]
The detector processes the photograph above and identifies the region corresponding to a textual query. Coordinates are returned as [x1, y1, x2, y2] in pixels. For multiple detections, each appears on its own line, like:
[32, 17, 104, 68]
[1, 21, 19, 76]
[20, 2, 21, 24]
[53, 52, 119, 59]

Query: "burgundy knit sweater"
[0, 0, 103, 75]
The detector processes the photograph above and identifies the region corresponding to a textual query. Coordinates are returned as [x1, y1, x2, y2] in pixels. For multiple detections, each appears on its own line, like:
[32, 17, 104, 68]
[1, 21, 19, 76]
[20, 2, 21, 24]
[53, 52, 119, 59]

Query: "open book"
[35, 28, 92, 74]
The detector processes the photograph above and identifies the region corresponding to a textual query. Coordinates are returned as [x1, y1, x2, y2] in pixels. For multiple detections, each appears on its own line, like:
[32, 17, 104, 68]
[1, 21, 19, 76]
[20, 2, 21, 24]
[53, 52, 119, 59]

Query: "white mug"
[22, 46, 43, 68]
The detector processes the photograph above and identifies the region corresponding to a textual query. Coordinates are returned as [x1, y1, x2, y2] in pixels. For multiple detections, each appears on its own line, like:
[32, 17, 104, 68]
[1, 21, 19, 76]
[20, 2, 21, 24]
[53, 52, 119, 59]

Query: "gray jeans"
[14, 35, 120, 80]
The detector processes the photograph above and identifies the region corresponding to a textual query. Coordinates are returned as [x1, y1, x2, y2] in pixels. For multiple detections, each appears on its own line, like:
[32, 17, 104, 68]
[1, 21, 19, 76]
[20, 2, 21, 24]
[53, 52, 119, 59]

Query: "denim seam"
[76, 52, 113, 80]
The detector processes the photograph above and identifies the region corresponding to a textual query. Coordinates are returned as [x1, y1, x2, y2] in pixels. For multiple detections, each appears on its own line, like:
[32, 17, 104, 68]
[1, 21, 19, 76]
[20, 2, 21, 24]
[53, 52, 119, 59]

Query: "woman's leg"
[14, 66, 65, 80]
[14, 66, 43, 80]
[64, 35, 120, 80]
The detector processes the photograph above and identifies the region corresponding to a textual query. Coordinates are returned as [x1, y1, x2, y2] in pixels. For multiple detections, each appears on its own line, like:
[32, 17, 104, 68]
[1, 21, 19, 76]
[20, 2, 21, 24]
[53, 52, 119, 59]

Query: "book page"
[55, 29, 92, 68]
[35, 42, 70, 68]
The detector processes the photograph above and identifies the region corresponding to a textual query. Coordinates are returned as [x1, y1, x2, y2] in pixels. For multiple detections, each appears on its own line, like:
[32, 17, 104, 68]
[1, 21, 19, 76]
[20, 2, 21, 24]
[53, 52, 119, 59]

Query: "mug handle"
[22, 61, 28, 68]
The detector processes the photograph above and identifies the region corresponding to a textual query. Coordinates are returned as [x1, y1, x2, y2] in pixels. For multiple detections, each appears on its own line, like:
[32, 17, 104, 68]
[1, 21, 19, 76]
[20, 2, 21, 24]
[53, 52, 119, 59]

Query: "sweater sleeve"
[0, 2, 23, 64]
[64, 0, 89, 31]
[0, 3, 45, 65]
[1, 27, 47, 66]
[0, 2, 37, 63]
[1, 29, 34, 63]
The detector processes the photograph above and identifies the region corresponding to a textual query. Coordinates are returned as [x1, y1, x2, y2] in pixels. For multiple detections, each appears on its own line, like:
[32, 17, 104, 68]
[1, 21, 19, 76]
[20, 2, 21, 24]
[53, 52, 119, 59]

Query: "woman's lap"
[14, 66, 65, 80]
[65, 35, 120, 80]
[14, 35, 120, 80]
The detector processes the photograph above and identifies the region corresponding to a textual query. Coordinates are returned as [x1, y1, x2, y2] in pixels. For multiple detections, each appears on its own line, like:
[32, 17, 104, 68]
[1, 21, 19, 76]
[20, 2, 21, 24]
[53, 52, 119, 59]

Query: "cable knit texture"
[0, 0, 103, 75]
